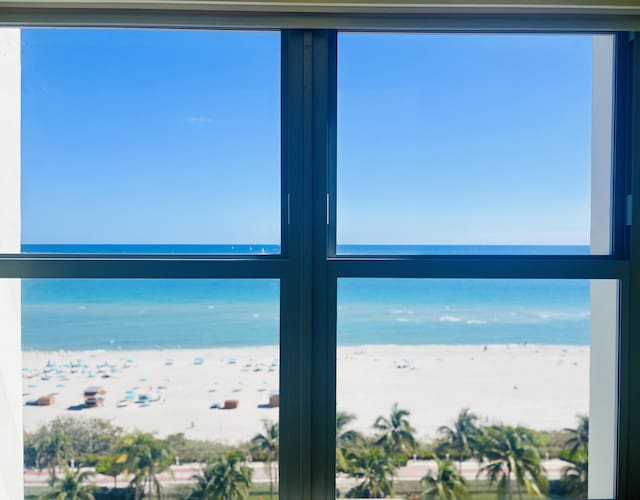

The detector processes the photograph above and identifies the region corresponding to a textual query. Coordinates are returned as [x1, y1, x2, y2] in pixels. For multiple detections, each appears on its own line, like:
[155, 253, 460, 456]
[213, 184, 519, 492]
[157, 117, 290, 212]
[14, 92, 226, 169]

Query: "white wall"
[589, 34, 617, 500]
[0, 28, 23, 500]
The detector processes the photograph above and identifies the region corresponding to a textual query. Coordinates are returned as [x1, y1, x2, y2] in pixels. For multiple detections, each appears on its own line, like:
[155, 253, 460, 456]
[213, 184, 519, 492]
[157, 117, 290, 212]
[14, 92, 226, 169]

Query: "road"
[25, 458, 568, 487]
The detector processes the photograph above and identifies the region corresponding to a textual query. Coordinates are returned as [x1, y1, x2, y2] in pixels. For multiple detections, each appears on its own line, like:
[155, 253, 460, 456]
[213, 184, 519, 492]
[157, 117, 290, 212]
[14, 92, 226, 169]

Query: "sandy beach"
[22, 344, 589, 442]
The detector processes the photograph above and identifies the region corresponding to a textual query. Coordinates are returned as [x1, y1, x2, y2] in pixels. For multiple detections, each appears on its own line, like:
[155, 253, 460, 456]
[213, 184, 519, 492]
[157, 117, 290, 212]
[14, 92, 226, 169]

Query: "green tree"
[336, 411, 363, 473]
[188, 451, 253, 500]
[560, 415, 589, 499]
[37, 432, 74, 484]
[42, 468, 96, 500]
[24, 431, 39, 469]
[478, 426, 547, 500]
[345, 445, 397, 498]
[26, 418, 123, 470]
[94, 454, 127, 489]
[564, 415, 589, 456]
[250, 419, 279, 500]
[373, 403, 416, 460]
[119, 432, 173, 500]
[419, 455, 469, 499]
[48, 417, 123, 457]
[437, 408, 481, 472]
[560, 449, 588, 498]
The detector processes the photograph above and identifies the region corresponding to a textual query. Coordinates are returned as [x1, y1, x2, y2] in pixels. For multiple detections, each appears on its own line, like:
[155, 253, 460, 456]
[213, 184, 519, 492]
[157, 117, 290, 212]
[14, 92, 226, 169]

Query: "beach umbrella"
[140, 377, 148, 382]
[28, 384, 37, 389]
[56, 383, 65, 388]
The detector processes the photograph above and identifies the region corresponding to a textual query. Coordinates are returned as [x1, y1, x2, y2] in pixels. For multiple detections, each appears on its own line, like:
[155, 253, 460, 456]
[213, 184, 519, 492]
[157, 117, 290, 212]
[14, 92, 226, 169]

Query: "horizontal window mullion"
[329, 256, 629, 279]
[0, 256, 289, 279]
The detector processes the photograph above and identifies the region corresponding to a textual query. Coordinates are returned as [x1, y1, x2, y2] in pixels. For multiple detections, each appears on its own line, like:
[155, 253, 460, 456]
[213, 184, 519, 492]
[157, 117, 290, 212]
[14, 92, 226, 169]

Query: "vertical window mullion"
[308, 30, 338, 500]
[613, 32, 633, 260]
[279, 29, 309, 500]
[620, 30, 640, 500]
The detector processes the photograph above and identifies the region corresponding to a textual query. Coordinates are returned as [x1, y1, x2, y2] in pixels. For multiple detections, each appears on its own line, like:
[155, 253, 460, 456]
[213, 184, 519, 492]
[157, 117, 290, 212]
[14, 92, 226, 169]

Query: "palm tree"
[188, 451, 252, 500]
[345, 445, 397, 498]
[478, 426, 547, 500]
[337, 411, 363, 473]
[560, 449, 588, 499]
[437, 408, 481, 473]
[373, 403, 416, 459]
[36, 432, 74, 484]
[419, 455, 469, 499]
[42, 468, 96, 500]
[564, 415, 589, 456]
[250, 419, 279, 499]
[118, 432, 173, 500]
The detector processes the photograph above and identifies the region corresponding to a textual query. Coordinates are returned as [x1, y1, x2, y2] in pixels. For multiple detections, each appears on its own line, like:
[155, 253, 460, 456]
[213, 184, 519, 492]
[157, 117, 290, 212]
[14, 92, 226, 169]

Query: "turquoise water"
[20, 245, 591, 350]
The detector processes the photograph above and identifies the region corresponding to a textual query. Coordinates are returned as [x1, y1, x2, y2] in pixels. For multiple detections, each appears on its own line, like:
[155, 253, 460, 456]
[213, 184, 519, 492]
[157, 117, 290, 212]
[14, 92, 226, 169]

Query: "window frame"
[0, 15, 637, 500]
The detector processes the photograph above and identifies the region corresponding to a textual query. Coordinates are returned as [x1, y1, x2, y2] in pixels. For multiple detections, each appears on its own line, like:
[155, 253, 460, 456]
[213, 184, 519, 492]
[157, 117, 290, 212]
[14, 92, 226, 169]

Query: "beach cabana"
[223, 399, 239, 409]
[36, 395, 55, 406]
[84, 386, 105, 407]
[268, 393, 280, 408]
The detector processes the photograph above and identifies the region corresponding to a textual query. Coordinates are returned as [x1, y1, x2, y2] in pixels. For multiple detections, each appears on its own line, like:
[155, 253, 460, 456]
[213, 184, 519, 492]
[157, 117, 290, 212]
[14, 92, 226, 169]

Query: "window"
[0, 20, 636, 500]
[337, 34, 614, 255]
[20, 278, 280, 498]
[21, 29, 281, 254]
[337, 279, 617, 499]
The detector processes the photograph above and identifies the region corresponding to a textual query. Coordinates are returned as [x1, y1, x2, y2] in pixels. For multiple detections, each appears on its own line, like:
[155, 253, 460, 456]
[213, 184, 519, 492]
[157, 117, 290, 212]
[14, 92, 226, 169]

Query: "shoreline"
[23, 343, 589, 441]
[21, 340, 591, 353]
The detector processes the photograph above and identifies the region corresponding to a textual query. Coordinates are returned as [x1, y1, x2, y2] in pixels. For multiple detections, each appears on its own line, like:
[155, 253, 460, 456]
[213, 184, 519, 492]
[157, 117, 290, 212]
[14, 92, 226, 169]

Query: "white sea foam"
[439, 315, 463, 323]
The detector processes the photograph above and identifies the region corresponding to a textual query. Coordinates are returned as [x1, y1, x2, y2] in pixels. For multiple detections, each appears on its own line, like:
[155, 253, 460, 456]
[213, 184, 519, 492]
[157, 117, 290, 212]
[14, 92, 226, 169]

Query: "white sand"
[337, 344, 589, 440]
[22, 344, 588, 443]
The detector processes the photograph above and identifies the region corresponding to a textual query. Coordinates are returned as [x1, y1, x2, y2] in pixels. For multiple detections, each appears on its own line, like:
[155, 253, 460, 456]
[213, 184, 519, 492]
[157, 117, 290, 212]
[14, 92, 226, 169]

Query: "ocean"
[20, 245, 592, 351]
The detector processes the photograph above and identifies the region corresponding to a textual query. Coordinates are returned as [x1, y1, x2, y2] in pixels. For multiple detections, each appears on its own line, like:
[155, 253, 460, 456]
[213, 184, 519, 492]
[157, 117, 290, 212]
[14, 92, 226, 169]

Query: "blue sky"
[21, 30, 597, 245]
[339, 33, 595, 246]
[21, 29, 281, 244]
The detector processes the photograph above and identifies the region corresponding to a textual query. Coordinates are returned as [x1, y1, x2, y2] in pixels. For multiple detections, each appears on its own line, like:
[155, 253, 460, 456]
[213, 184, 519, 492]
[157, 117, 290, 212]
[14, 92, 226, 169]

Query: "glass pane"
[20, 29, 281, 254]
[16, 279, 280, 498]
[336, 279, 617, 499]
[337, 34, 614, 255]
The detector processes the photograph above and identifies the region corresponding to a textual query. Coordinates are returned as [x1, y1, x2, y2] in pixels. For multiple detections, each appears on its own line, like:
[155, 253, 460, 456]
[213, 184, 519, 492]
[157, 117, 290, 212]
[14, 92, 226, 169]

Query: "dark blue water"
[20, 245, 591, 350]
